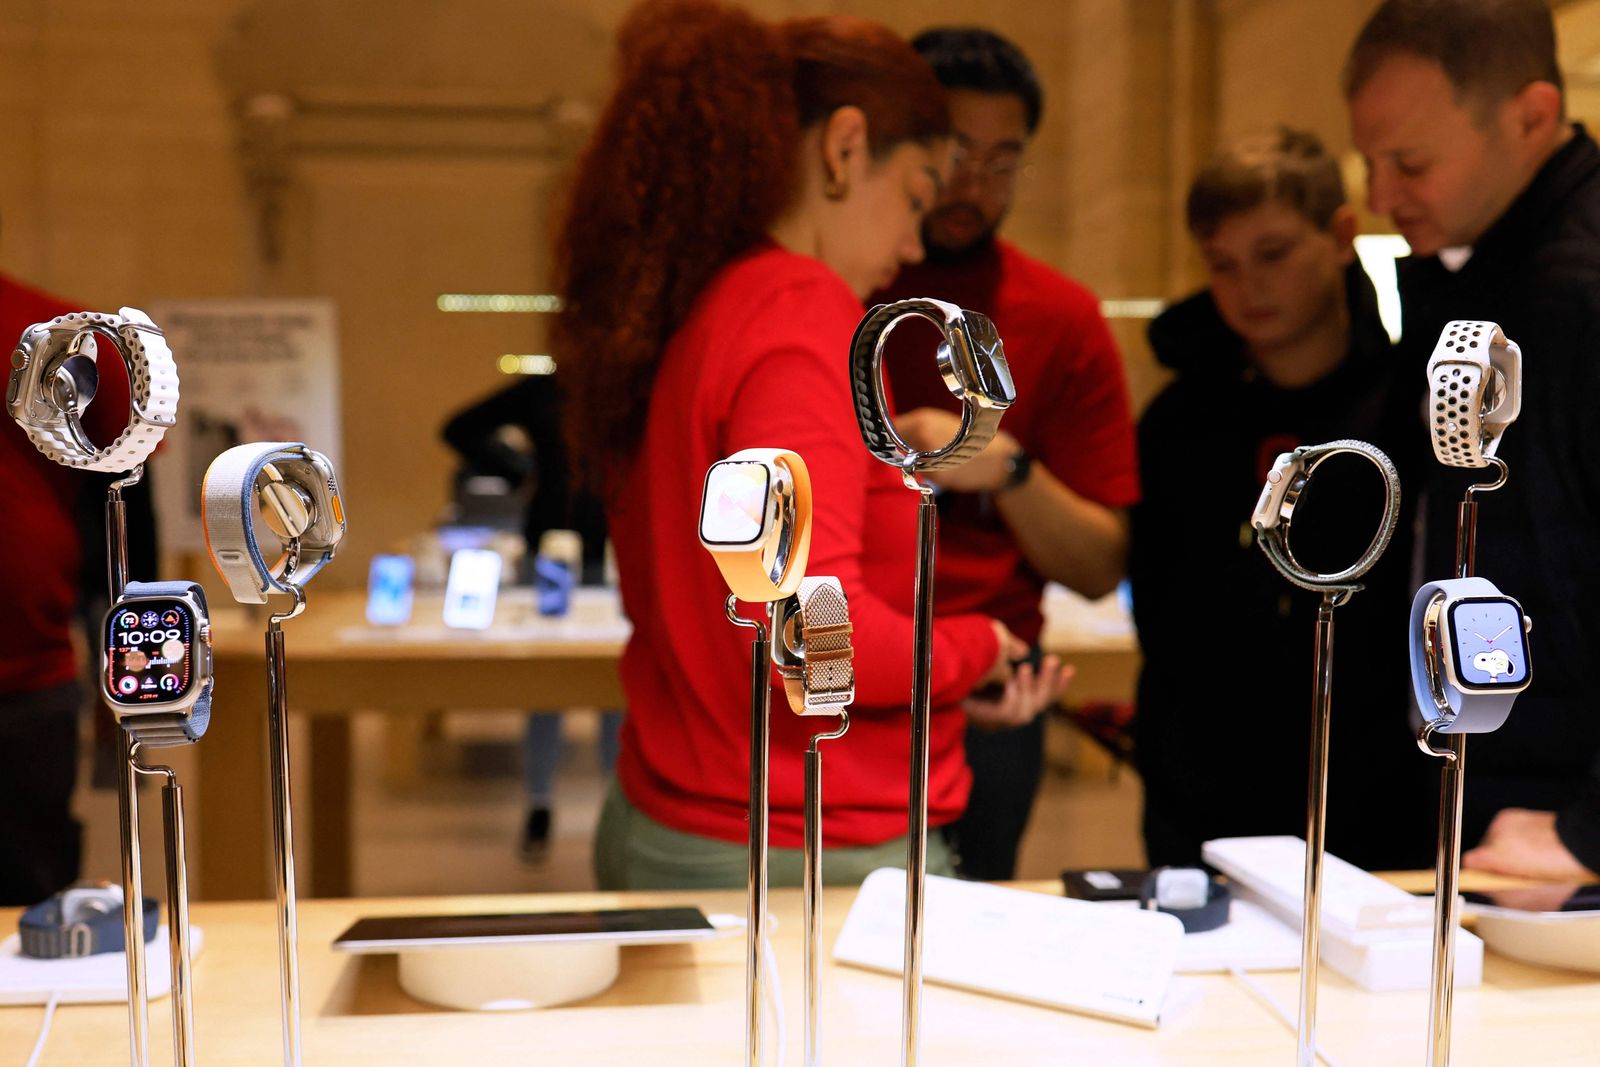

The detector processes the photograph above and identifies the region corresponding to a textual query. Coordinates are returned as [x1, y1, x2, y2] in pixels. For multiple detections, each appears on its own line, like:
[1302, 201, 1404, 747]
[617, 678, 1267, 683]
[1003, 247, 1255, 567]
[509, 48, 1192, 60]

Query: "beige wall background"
[5, 0, 1598, 582]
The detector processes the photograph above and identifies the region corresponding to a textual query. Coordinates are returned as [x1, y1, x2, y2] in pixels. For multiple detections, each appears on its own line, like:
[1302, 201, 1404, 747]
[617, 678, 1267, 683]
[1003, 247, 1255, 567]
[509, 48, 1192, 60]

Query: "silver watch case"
[99, 590, 214, 721]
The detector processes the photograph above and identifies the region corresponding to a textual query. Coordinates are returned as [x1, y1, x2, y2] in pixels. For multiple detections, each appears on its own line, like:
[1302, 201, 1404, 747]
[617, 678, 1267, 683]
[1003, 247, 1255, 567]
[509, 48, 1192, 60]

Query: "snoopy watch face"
[1447, 596, 1529, 691]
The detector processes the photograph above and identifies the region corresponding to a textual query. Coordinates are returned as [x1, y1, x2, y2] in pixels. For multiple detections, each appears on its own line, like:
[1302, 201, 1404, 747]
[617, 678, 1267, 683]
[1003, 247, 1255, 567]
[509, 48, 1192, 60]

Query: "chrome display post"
[1297, 589, 1345, 1067]
[901, 465, 937, 1067]
[267, 587, 308, 1067]
[1420, 459, 1507, 1067]
[804, 713, 849, 1067]
[725, 595, 772, 1067]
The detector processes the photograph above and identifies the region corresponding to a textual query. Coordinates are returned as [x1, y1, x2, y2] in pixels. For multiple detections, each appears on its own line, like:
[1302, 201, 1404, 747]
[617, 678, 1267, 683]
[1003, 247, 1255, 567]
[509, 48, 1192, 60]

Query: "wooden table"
[197, 586, 1139, 900]
[4, 879, 1596, 1066]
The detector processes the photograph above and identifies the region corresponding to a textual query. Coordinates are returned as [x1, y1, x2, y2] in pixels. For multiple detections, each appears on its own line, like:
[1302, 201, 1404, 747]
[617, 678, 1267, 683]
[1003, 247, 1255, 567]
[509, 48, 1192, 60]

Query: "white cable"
[762, 917, 786, 1067]
[25, 992, 60, 1067]
[1228, 966, 1344, 1067]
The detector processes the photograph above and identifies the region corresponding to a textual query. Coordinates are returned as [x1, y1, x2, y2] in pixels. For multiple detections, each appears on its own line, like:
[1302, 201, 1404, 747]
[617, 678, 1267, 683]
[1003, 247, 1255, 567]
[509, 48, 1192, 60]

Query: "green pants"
[593, 778, 955, 890]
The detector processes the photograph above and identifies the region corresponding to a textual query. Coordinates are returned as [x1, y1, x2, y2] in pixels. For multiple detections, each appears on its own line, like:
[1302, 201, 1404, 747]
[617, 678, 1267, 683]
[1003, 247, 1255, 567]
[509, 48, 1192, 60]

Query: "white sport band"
[1427, 320, 1521, 469]
[203, 442, 347, 604]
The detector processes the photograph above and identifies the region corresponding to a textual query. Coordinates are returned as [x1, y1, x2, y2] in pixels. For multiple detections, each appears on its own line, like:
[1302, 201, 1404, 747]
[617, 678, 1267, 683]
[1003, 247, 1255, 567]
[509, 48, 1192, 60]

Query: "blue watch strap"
[119, 580, 212, 744]
[19, 893, 160, 959]
[1409, 577, 1520, 734]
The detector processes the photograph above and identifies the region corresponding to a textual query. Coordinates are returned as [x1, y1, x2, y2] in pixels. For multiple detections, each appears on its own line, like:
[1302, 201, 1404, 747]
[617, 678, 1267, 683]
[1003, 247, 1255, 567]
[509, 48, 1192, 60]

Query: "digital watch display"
[104, 598, 195, 705]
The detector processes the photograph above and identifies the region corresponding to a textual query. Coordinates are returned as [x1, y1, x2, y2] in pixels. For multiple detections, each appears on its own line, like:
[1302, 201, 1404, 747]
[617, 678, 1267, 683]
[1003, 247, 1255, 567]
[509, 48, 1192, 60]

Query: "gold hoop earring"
[824, 174, 847, 200]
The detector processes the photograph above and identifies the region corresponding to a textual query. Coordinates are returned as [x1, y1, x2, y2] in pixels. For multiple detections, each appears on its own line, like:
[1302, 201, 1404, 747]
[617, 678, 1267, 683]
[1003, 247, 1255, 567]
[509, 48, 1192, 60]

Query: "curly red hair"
[553, 0, 947, 488]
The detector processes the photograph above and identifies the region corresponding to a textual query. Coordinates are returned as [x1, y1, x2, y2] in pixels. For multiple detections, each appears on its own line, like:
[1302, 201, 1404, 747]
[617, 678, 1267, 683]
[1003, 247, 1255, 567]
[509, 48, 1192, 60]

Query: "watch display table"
[2, 878, 1593, 1066]
[196, 586, 1138, 901]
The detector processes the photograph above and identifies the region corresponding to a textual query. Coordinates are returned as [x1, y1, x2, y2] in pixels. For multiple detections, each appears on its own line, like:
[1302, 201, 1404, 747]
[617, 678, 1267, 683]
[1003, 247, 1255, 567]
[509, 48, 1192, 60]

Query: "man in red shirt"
[0, 242, 153, 904]
[880, 29, 1140, 879]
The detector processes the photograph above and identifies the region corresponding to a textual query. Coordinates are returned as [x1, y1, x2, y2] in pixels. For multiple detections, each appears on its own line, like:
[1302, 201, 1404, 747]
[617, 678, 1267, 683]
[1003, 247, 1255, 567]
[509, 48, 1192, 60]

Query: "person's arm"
[439, 377, 545, 485]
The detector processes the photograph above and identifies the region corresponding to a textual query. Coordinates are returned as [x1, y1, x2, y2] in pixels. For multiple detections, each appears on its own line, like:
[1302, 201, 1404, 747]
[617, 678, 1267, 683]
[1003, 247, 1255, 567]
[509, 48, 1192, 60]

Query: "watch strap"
[848, 299, 1007, 472]
[1253, 439, 1401, 595]
[1428, 320, 1521, 469]
[1139, 870, 1231, 934]
[203, 442, 339, 604]
[115, 580, 213, 745]
[774, 576, 854, 716]
[19, 894, 160, 960]
[14, 308, 179, 473]
[703, 448, 813, 602]
[1408, 576, 1521, 733]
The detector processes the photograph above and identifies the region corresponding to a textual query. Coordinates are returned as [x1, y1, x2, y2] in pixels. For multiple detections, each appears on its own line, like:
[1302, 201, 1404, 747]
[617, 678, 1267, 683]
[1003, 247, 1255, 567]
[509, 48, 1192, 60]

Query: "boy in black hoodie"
[1130, 128, 1433, 870]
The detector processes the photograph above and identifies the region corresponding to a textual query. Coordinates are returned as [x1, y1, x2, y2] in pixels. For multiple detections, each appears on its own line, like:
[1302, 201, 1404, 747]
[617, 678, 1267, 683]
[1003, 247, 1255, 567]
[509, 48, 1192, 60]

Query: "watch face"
[104, 598, 195, 706]
[1447, 596, 1530, 690]
[699, 461, 771, 547]
[964, 315, 1016, 403]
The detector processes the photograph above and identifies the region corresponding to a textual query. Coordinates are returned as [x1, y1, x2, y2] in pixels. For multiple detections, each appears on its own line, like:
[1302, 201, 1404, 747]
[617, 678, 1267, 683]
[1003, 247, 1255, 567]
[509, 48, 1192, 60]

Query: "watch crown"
[1524, 615, 1533, 633]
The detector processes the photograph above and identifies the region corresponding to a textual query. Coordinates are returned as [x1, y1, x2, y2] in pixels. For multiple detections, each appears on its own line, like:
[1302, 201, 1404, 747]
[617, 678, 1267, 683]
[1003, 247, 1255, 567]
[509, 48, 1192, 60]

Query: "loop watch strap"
[848, 298, 1009, 472]
[117, 580, 213, 745]
[203, 441, 343, 604]
[9, 307, 179, 472]
[1428, 320, 1521, 469]
[19, 892, 160, 959]
[773, 576, 855, 716]
[1408, 577, 1522, 734]
[1251, 439, 1401, 595]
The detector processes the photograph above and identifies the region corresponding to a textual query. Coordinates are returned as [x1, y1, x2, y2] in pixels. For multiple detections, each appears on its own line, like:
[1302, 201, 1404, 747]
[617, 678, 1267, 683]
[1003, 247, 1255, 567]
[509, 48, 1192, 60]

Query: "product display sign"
[1448, 597, 1530, 689]
[699, 460, 769, 546]
[104, 599, 195, 705]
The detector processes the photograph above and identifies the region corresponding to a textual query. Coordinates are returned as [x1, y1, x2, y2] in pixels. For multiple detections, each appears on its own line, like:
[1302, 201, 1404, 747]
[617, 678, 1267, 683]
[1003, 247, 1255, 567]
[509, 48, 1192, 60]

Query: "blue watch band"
[119, 580, 213, 744]
[1409, 577, 1522, 734]
[19, 892, 160, 959]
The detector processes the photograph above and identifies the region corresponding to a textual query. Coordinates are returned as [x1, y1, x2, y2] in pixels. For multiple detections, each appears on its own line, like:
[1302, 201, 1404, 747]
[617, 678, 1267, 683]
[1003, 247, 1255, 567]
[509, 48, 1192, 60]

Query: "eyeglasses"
[950, 144, 1025, 186]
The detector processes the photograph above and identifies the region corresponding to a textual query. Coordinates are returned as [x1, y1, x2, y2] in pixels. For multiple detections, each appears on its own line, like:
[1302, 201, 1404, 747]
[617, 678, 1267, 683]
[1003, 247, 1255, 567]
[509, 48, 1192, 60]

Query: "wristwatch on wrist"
[101, 580, 214, 746]
[771, 576, 855, 716]
[203, 442, 347, 604]
[1000, 448, 1034, 491]
[1251, 438, 1401, 595]
[1427, 320, 1521, 469]
[6, 307, 179, 472]
[18, 883, 159, 960]
[849, 298, 1015, 472]
[1409, 576, 1532, 734]
[698, 448, 813, 602]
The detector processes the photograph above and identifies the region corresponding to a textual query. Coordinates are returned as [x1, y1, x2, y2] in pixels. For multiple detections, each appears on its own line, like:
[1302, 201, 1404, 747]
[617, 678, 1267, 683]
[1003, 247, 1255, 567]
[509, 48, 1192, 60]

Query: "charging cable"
[25, 992, 60, 1067]
[705, 912, 788, 1066]
[1227, 966, 1343, 1067]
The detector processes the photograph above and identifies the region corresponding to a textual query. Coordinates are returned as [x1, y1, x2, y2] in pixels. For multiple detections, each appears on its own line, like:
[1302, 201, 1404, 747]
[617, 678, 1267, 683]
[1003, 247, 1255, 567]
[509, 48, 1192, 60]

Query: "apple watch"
[101, 580, 214, 746]
[6, 307, 179, 472]
[698, 448, 813, 602]
[1251, 439, 1401, 594]
[1139, 868, 1231, 934]
[203, 442, 347, 604]
[18, 883, 159, 960]
[1409, 576, 1532, 734]
[771, 576, 854, 716]
[849, 298, 1015, 471]
[1427, 320, 1521, 469]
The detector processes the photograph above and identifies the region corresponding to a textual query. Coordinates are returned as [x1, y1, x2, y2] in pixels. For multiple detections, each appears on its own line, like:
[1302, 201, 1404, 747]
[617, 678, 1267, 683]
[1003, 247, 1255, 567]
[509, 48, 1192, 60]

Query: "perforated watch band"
[13, 308, 179, 472]
[115, 580, 213, 746]
[848, 299, 1007, 472]
[1252, 439, 1401, 595]
[203, 442, 342, 604]
[774, 577, 855, 716]
[1427, 320, 1521, 469]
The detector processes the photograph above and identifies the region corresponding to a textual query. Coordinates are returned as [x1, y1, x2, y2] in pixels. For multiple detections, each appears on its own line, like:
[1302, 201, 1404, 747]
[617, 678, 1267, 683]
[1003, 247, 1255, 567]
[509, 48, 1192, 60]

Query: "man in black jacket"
[1348, 0, 1600, 880]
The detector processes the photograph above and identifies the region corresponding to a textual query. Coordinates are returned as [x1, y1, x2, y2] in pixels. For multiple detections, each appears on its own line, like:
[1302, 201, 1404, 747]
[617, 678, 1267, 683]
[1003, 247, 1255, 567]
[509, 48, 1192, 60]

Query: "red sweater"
[0, 274, 130, 694]
[610, 245, 1001, 848]
[879, 240, 1140, 643]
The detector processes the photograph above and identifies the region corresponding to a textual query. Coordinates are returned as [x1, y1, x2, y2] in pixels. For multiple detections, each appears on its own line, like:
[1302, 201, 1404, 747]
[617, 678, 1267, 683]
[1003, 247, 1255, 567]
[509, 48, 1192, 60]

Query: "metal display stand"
[108, 465, 198, 1067]
[1417, 459, 1508, 1067]
[266, 587, 309, 1067]
[725, 595, 775, 1067]
[803, 713, 850, 1067]
[900, 463, 938, 1067]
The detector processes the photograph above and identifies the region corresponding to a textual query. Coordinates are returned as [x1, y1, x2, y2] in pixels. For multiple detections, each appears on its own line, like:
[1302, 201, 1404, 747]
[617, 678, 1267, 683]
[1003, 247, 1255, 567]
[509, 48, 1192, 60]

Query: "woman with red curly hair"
[556, 0, 1026, 889]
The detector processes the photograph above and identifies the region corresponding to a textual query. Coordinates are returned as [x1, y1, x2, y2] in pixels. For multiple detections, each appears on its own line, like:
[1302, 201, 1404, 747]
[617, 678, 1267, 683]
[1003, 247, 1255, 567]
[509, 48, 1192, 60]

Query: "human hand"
[1462, 808, 1599, 881]
[979, 620, 1028, 686]
[965, 655, 1073, 731]
[893, 408, 1021, 493]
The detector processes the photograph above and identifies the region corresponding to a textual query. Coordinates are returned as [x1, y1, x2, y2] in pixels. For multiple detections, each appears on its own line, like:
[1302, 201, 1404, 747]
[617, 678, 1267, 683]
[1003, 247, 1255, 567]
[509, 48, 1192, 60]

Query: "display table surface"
[198, 586, 1138, 900]
[3, 876, 1596, 1066]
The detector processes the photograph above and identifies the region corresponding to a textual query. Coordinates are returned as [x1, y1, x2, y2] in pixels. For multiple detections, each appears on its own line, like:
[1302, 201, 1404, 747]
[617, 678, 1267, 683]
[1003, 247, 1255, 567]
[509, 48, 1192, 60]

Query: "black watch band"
[1000, 449, 1034, 491]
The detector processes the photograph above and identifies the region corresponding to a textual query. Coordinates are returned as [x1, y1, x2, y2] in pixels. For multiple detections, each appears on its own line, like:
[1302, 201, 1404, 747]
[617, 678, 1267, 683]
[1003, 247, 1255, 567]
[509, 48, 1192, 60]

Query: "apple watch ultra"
[1251, 439, 1402, 595]
[18, 883, 159, 960]
[1427, 320, 1521, 469]
[101, 580, 214, 746]
[203, 442, 347, 604]
[849, 298, 1015, 472]
[1409, 576, 1532, 734]
[698, 448, 813, 603]
[771, 576, 855, 716]
[6, 307, 178, 472]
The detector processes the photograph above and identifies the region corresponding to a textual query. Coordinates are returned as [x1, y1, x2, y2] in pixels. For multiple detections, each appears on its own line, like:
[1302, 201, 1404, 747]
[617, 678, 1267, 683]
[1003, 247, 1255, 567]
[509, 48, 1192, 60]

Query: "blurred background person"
[554, 0, 1029, 890]
[875, 27, 1131, 881]
[1130, 129, 1432, 870]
